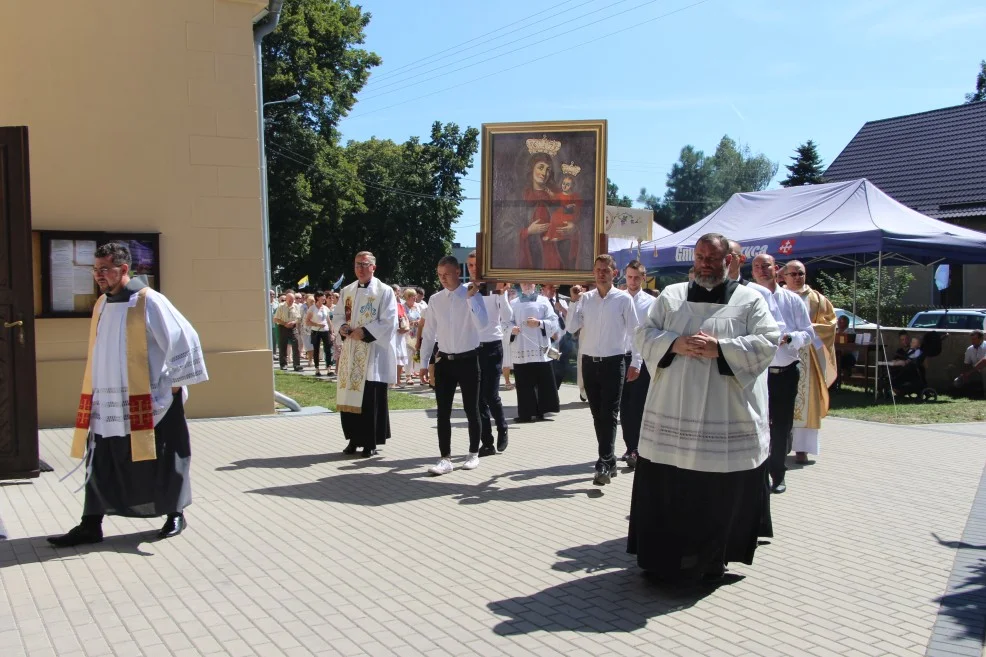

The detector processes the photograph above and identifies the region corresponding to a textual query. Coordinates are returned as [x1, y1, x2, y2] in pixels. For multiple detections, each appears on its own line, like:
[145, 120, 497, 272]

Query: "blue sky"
[337, 0, 986, 245]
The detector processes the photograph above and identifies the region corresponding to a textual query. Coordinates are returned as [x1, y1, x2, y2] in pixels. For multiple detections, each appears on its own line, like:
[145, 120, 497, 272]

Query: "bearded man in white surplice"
[48, 242, 208, 547]
[628, 233, 778, 582]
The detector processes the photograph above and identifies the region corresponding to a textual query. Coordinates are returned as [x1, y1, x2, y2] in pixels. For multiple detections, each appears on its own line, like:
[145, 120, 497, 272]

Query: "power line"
[347, 0, 712, 120]
[366, 0, 590, 85]
[361, 0, 643, 98]
[267, 142, 481, 201]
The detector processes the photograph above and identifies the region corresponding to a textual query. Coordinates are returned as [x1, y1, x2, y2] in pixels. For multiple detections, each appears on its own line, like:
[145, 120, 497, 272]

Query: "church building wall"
[0, 0, 274, 427]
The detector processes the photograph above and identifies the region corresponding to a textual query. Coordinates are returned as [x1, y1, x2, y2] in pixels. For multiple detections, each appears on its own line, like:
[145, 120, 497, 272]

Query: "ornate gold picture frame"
[480, 120, 607, 283]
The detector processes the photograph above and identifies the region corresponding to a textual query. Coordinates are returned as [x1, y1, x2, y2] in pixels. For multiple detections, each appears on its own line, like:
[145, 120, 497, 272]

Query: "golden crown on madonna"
[526, 135, 562, 157]
[561, 161, 581, 177]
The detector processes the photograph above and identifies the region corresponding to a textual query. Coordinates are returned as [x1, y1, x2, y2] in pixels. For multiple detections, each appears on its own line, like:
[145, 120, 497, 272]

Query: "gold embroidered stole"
[336, 284, 374, 414]
[71, 288, 157, 461]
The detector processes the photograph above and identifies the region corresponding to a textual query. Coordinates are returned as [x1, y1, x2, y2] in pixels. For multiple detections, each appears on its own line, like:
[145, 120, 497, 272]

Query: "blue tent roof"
[614, 179, 986, 271]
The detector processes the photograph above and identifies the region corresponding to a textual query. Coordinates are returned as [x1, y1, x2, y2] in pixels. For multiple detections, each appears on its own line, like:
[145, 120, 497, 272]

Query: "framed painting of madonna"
[480, 120, 607, 282]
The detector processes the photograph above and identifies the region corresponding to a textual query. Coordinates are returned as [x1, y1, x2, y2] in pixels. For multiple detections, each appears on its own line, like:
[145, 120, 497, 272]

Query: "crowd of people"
[45, 236, 978, 587]
[313, 235, 844, 582]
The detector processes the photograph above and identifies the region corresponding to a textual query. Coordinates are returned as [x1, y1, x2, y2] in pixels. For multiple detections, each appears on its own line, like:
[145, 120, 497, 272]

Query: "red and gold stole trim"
[126, 289, 156, 461]
[71, 296, 106, 458]
[71, 288, 157, 462]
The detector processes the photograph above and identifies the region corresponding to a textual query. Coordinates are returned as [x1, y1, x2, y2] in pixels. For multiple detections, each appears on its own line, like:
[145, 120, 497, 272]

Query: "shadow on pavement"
[0, 531, 155, 569]
[933, 532, 986, 642]
[933, 558, 986, 642]
[488, 538, 742, 634]
[216, 452, 353, 471]
[247, 458, 601, 506]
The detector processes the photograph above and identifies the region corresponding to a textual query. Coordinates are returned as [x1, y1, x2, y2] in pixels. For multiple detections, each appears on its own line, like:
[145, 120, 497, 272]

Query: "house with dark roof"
[824, 101, 986, 306]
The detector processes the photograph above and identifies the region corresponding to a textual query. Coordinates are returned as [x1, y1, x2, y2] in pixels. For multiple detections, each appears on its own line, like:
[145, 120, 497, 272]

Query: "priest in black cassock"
[335, 251, 398, 457]
[628, 233, 779, 581]
[48, 242, 208, 547]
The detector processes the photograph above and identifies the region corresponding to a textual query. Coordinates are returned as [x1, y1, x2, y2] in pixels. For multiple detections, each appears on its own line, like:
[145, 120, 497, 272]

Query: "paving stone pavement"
[1, 384, 985, 657]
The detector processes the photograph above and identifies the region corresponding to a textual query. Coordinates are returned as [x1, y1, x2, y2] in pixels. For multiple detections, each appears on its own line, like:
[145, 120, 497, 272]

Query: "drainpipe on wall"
[254, 1, 302, 414]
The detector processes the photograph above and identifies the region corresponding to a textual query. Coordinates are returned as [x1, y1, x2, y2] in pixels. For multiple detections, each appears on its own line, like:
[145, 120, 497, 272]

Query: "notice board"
[38, 231, 160, 318]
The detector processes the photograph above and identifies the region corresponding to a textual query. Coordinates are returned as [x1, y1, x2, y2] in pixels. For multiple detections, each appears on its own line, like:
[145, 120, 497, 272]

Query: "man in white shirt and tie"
[750, 253, 816, 493]
[568, 254, 641, 486]
[420, 255, 489, 475]
[619, 260, 655, 470]
[467, 251, 512, 455]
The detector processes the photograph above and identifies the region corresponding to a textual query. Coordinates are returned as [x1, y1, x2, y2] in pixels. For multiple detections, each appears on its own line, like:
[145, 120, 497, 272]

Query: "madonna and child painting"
[481, 120, 606, 282]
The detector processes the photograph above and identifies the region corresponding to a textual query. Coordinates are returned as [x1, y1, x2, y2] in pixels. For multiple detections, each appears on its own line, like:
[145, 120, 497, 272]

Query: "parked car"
[834, 308, 879, 330]
[907, 309, 986, 330]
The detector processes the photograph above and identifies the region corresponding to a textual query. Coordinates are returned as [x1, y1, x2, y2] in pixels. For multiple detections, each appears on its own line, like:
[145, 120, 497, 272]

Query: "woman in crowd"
[402, 288, 424, 386]
[501, 283, 516, 390]
[508, 283, 560, 422]
[306, 291, 334, 377]
[392, 284, 410, 388]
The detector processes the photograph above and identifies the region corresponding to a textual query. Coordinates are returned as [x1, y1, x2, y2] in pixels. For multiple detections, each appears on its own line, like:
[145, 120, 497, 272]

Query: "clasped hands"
[340, 324, 365, 341]
[672, 331, 719, 359]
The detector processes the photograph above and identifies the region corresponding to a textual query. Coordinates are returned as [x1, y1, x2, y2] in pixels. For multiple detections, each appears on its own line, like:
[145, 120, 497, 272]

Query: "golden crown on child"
[561, 161, 581, 177]
[526, 135, 562, 157]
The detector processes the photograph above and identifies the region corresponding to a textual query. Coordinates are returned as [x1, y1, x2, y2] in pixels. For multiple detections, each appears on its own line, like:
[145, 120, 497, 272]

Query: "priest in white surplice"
[628, 233, 779, 582]
[335, 251, 398, 458]
[48, 242, 208, 547]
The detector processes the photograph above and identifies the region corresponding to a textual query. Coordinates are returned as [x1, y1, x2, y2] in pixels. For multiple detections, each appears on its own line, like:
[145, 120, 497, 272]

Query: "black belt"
[768, 362, 798, 374]
[583, 354, 624, 363]
[439, 349, 477, 360]
[480, 340, 501, 347]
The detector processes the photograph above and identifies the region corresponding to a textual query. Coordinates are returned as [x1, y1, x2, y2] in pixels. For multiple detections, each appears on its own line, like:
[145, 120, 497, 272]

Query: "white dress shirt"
[478, 291, 512, 343]
[625, 290, 655, 354]
[420, 284, 489, 366]
[965, 343, 986, 366]
[567, 287, 641, 369]
[748, 283, 815, 367]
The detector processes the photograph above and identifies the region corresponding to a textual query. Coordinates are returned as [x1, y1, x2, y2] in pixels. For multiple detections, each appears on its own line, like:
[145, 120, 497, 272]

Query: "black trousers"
[435, 352, 482, 456]
[767, 363, 800, 484]
[311, 330, 332, 369]
[582, 354, 626, 468]
[278, 327, 300, 368]
[478, 341, 508, 448]
[620, 358, 650, 453]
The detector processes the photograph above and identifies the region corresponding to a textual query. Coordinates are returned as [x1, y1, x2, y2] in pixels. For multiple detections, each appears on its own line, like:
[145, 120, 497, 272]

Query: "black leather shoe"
[359, 448, 379, 458]
[343, 442, 357, 455]
[477, 445, 497, 457]
[158, 514, 186, 539]
[47, 524, 103, 547]
[771, 481, 787, 494]
[626, 451, 639, 470]
[496, 433, 508, 453]
[593, 463, 617, 486]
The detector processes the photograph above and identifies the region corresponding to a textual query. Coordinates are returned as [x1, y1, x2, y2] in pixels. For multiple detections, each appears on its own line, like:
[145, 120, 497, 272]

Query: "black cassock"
[626, 280, 772, 581]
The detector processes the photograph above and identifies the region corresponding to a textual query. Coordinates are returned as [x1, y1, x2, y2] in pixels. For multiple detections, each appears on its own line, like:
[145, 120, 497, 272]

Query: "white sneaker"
[462, 453, 480, 470]
[428, 458, 453, 476]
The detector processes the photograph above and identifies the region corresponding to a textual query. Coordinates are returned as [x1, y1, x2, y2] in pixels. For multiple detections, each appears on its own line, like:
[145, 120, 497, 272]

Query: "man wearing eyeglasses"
[784, 260, 837, 464]
[48, 242, 208, 547]
[335, 251, 398, 458]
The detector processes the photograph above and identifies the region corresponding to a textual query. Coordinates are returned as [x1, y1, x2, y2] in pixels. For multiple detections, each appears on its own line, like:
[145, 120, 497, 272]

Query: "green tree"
[707, 135, 777, 206]
[780, 140, 826, 187]
[816, 267, 915, 326]
[965, 59, 986, 103]
[637, 138, 775, 232]
[306, 122, 479, 291]
[606, 178, 633, 207]
[262, 0, 380, 285]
